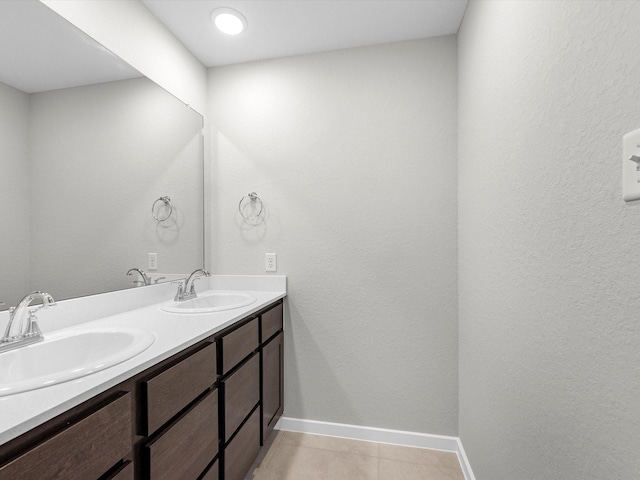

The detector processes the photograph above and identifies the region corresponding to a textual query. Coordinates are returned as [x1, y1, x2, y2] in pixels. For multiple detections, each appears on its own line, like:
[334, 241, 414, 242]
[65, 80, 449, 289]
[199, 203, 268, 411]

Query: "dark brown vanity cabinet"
[0, 392, 132, 480]
[142, 341, 217, 436]
[216, 300, 285, 480]
[146, 390, 218, 480]
[0, 299, 284, 480]
[141, 341, 219, 480]
[217, 316, 260, 480]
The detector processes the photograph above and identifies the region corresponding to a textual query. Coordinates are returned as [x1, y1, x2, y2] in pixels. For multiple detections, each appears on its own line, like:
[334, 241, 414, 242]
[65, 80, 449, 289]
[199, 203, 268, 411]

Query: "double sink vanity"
[0, 275, 286, 480]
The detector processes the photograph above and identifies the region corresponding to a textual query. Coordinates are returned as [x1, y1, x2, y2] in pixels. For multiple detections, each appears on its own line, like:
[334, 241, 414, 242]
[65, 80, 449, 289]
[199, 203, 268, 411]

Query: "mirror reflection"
[1, 1, 204, 311]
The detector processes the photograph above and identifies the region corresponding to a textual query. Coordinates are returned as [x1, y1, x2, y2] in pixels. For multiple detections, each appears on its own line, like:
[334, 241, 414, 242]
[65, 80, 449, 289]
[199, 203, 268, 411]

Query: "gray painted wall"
[458, 1, 640, 478]
[208, 37, 459, 435]
[0, 82, 30, 307]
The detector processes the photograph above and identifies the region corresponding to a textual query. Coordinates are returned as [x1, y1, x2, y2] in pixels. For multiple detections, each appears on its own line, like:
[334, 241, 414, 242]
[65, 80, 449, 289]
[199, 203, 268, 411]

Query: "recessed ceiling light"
[211, 7, 247, 35]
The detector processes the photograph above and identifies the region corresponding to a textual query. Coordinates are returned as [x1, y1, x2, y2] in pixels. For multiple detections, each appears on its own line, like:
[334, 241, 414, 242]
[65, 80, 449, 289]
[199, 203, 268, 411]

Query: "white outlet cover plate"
[623, 128, 640, 202]
[265, 253, 277, 272]
[148, 253, 158, 271]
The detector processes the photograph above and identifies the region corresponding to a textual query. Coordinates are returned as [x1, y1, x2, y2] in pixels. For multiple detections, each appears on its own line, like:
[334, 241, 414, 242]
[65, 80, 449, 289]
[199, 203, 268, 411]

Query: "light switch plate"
[623, 128, 640, 202]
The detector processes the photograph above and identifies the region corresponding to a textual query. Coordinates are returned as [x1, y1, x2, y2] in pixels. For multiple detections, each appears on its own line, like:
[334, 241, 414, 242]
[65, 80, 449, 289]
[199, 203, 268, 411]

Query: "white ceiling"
[141, 0, 469, 67]
[0, 0, 139, 93]
[1, 1, 467, 93]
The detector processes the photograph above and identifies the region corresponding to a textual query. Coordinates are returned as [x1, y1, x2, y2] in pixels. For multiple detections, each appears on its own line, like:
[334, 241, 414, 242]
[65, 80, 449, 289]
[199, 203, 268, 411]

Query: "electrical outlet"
[148, 253, 158, 271]
[265, 253, 277, 272]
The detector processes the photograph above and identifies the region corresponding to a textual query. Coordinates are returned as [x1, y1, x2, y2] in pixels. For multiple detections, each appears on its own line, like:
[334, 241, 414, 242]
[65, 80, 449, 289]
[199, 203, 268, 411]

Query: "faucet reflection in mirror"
[0, 292, 55, 353]
[127, 268, 151, 286]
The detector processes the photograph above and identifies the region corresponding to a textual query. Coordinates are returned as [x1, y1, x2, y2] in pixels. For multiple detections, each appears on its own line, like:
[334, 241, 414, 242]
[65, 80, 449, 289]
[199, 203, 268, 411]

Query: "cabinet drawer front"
[108, 461, 134, 480]
[0, 393, 131, 480]
[201, 459, 219, 480]
[144, 341, 217, 435]
[261, 302, 283, 343]
[221, 318, 258, 374]
[224, 409, 260, 480]
[148, 390, 218, 480]
[224, 354, 260, 441]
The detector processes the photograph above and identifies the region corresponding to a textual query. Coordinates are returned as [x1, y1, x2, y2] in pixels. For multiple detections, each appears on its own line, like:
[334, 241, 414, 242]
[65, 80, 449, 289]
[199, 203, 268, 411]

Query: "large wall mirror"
[0, 0, 204, 311]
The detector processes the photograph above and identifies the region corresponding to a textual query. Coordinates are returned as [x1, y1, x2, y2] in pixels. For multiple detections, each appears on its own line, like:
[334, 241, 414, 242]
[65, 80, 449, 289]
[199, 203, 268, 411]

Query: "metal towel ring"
[238, 192, 264, 219]
[152, 196, 173, 222]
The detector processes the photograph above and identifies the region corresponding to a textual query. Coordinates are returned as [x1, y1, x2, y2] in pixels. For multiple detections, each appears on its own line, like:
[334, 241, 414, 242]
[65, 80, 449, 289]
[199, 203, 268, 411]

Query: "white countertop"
[0, 275, 286, 445]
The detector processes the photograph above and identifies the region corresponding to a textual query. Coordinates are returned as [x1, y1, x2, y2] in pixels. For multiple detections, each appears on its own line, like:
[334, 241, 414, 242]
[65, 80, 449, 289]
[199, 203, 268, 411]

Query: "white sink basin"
[161, 292, 257, 314]
[0, 327, 155, 396]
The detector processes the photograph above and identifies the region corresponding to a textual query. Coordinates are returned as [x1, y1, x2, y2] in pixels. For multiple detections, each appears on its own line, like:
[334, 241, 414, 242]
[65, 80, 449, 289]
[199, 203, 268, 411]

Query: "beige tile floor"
[246, 431, 465, 480]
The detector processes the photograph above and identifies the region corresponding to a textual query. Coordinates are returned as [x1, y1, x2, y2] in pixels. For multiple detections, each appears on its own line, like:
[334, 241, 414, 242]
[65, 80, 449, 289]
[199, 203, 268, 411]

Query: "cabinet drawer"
[261, 302, 283, 343]
[224, 354, 260, 441]
[147, 389, 218, 480]
[0, 393, 131, 480]
[201, 459, 219, 480]
[107, 461, 134, 480]
[220, 318, 258, 374]
[144, 341, 217, 435]
[224, 409, 260, 480]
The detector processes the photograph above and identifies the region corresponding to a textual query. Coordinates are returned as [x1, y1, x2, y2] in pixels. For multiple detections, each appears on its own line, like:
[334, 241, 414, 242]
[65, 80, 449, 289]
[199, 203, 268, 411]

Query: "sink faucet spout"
[126, 268, 151, 286]
[174, 269, 209, 302]
[1, 291, 55, 352]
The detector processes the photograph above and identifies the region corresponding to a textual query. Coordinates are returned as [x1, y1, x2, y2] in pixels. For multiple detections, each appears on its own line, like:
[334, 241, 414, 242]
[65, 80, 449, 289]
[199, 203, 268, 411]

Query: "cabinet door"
[262, 331, 284, 443]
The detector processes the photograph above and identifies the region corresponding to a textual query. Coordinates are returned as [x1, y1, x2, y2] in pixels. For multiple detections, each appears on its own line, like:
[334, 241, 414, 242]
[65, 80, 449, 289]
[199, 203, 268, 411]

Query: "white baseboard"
[455, 436, 477, 480]
[275, 416, 475, 480]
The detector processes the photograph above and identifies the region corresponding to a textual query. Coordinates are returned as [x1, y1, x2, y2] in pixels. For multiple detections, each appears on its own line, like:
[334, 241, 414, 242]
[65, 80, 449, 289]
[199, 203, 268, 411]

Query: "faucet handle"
[188, 276, 205, 293]
[38, 292, 56, 308]
[25, 309, 43, 337]
[171, 280, 185, 301]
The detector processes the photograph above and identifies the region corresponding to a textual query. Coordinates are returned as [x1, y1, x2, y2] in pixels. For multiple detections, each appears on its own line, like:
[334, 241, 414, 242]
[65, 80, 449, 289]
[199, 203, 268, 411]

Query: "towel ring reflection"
[238, 192, 264, 220]
[152, 196, 173, 222]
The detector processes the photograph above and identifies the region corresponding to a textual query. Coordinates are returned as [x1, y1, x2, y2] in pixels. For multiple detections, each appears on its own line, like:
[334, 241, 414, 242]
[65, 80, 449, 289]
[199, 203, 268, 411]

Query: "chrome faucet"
[0, 291, 55, 353]
[174, 269, 209, 302]
[126, 268, 151, 286]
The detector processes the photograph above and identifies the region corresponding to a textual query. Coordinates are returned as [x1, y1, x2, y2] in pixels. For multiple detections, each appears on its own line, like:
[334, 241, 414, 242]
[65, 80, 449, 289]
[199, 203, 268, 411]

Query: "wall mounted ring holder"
[238, 192, 264, 220]
[152, 196, 173, 222]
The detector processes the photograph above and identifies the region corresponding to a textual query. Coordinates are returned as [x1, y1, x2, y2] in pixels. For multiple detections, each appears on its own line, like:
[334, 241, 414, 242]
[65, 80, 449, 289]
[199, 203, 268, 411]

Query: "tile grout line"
[277, 441, 380, 459]
[278, 431, 381, 458]
[280, 433, 462, 467]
